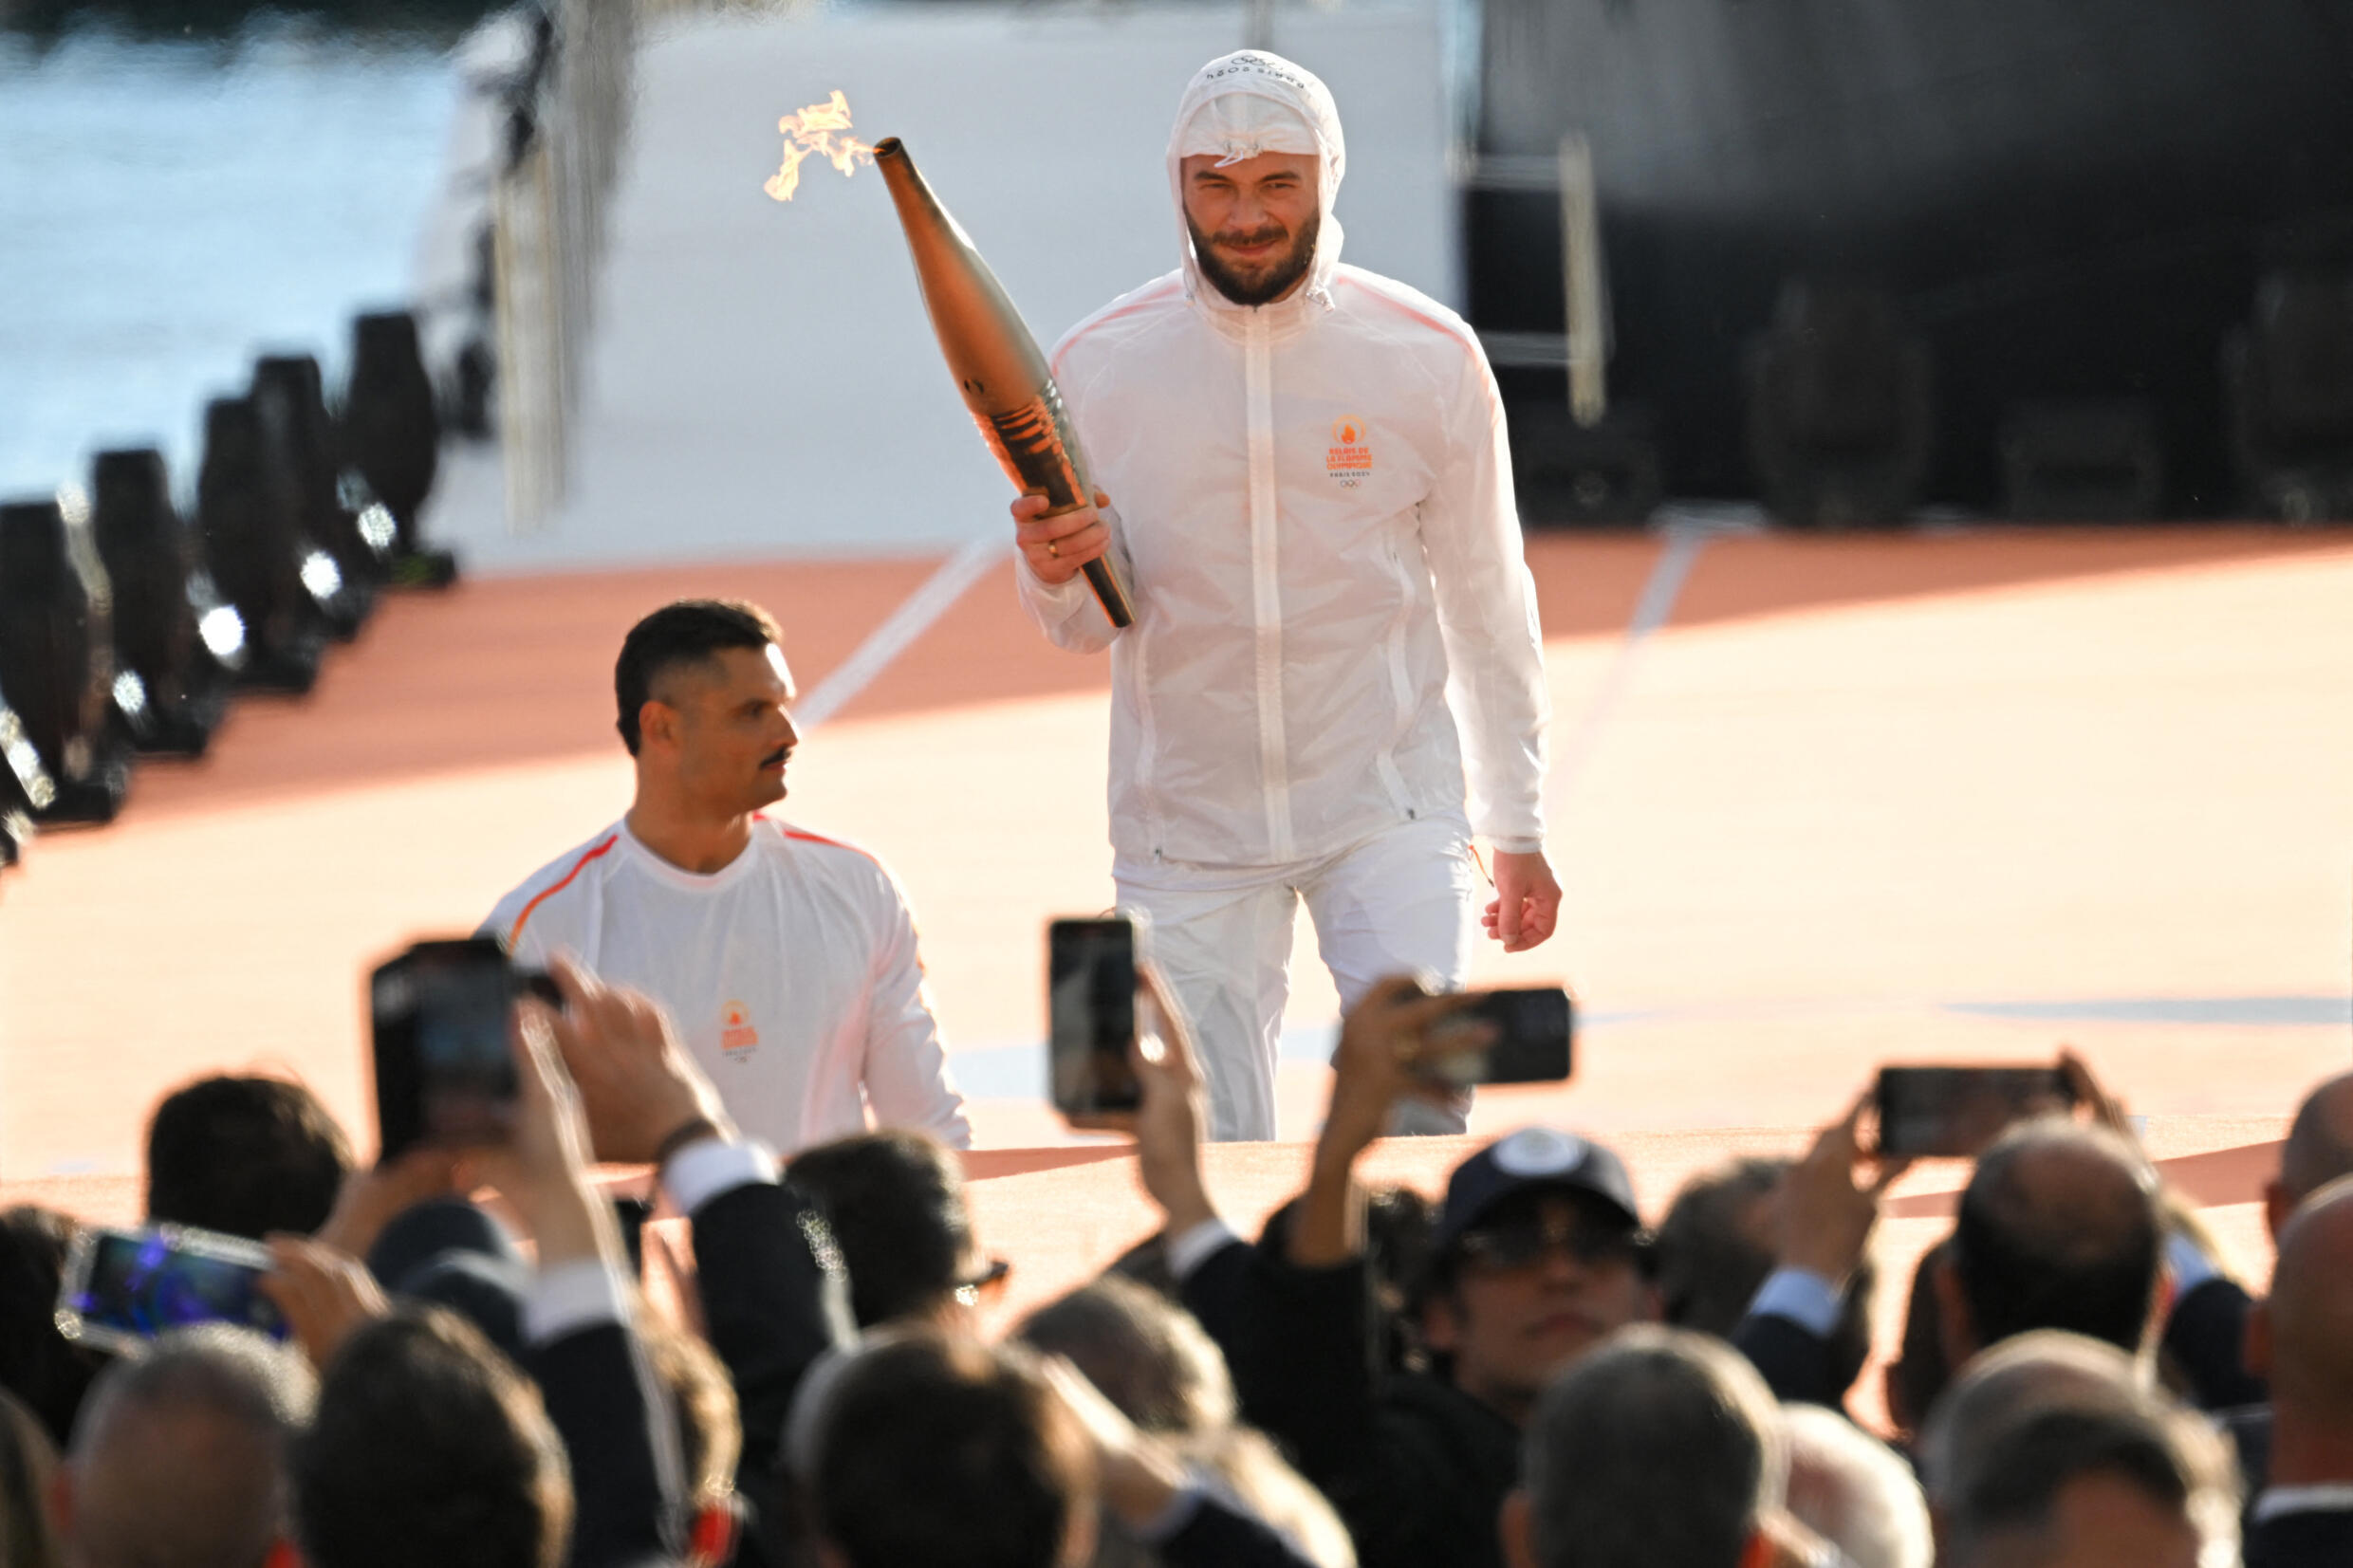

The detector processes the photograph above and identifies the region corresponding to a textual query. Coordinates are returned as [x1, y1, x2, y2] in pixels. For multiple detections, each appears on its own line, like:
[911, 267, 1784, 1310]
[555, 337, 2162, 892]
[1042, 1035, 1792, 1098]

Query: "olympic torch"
[871, 138, 1135, 628]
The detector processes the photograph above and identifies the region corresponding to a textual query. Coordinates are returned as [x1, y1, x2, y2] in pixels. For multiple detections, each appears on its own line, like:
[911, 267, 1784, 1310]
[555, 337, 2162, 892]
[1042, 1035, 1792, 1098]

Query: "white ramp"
[426, 0, 1458, 570]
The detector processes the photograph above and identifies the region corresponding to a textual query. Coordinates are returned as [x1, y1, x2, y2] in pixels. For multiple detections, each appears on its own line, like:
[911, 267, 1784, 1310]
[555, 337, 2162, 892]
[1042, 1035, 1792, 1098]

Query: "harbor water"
[0, 19, 464, 502]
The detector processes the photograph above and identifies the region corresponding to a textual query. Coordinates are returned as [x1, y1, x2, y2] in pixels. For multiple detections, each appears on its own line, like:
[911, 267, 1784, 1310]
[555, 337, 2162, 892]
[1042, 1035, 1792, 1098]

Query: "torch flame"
[765, 89, 876, 202]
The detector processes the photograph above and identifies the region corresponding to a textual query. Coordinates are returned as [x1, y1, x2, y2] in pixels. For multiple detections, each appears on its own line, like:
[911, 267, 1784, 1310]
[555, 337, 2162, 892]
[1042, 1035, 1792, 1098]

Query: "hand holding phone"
[1413, 987, 1575, 1090]
[1047, 916, 1144, 1118]
[372, 937, 559, 1159]
[256, 1235, 388, 1369]
[1872, 1064, 2079, 1159]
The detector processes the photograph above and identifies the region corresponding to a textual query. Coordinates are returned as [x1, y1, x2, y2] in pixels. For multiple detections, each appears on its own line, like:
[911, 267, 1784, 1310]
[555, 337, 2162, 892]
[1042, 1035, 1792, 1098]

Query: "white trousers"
[1115, 812, 1478, 1141]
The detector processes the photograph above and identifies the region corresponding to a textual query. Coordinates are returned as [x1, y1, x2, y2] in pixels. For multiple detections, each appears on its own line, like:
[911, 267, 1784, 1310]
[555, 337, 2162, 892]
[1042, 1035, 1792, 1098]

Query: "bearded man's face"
[1180, 151, 1321, 307]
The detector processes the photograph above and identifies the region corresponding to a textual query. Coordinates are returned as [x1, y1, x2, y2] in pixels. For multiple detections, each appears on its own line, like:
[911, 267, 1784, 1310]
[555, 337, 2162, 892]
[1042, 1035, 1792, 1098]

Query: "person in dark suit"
[1121, 974, 1659, 1568]
[287, 991, 691, 1568]
[1938, 1401, 2226, 1568]
[810, 1327, 1327, 1568]
[1500, 1325, 1810, 1568]
[535, 953, 855, 1568]
[57, 1326, 314, 1568]
[2243, 1176, 2353, 1567]
[544, 954, 1320, 1568]
[1733, 1101, 2173, 1414]
[1918, 1331, 2240, 1568]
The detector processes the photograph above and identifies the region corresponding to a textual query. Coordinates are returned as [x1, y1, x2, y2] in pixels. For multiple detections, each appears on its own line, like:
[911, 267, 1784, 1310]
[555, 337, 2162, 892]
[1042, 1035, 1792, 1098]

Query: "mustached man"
[1011, 52, 1558, 1139]
[484, 599, 970, 1154]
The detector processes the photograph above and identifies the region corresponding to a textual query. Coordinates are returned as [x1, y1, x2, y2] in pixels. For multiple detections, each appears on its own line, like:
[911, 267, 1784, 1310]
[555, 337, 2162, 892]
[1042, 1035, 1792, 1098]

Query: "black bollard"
[344, 311, 459, 588]
[252, 354, 380, 635]
[196, 396, 332, 694]
[343, 313, 438, 544]
[0, 499, 133, 823]
[90, 448, 242, 756]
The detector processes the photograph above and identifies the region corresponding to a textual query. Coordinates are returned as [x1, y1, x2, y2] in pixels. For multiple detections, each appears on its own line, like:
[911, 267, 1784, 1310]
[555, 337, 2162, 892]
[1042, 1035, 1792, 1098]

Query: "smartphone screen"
[372, 938, 529, 1158]
[1421, 987, 1574, 1087]
[57, 1226, 286, 1354]
[1874, 1065, 2077, 1158]
[1047, 917, 1139, 1116]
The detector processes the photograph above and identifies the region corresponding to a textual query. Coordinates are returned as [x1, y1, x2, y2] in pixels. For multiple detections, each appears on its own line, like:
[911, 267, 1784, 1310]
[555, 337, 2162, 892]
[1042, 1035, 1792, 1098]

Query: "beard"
[1188, 207, 1321, 307]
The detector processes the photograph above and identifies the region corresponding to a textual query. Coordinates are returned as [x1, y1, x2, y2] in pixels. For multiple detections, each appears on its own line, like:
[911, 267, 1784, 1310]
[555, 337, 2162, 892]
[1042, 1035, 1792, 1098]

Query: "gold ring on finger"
[1047, 541, 1060, 558]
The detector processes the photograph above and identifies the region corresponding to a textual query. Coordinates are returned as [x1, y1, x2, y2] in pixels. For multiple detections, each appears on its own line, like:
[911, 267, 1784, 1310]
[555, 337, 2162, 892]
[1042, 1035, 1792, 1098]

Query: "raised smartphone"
[372, 937, 556, 1158]
[1047, 915, 1142, 1117]
[1874, 1064, 2078, 1158]
[56, 1224, 287, 1355]
[1417, 986, 1575, 1088]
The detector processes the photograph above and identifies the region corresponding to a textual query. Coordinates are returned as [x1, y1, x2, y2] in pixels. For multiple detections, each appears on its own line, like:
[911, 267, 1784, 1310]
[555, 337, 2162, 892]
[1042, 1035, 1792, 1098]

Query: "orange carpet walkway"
[3, 526, 2350, 1423]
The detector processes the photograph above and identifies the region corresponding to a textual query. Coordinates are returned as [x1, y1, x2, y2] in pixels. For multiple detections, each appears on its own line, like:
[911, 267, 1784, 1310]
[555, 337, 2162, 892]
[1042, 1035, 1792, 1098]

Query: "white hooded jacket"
[1017, 51, 1548, 867]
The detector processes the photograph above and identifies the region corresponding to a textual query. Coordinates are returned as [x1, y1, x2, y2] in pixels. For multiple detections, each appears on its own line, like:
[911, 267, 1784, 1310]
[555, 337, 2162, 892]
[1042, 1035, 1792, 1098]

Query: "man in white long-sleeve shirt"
[1011, 50, 1560, 1139]
[483, 599, 970, 1155]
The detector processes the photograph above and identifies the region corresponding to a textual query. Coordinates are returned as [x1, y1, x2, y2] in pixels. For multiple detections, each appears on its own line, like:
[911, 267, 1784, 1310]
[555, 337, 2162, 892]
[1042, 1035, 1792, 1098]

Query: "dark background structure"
[1469, 0, 2353, 515]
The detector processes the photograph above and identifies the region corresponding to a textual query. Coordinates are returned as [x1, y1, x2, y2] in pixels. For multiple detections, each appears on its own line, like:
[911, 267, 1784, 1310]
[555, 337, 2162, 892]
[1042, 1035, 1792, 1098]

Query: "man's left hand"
[1483, 849, 1562, 952]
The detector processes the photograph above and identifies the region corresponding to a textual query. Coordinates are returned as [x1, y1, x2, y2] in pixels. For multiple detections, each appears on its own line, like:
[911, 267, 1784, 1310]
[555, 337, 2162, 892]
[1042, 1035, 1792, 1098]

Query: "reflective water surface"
[0, 22, 461, 499]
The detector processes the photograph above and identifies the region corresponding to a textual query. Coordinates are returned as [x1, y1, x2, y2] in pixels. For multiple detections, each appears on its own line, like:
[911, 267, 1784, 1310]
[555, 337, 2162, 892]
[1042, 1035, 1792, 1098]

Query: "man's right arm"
[1733, 1091, 1902, 1410]
[1011, 489, 1129, 653]
[666, 1141, 856, 1483]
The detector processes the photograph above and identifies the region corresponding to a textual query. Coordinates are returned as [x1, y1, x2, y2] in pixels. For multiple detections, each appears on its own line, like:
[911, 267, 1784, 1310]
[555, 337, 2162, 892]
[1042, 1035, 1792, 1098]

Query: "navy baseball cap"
[1430, 1126, 1642, 1256]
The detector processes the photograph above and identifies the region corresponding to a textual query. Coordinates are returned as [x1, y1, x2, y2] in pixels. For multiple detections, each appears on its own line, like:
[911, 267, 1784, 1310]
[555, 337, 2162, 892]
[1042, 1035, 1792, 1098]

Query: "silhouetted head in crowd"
[1942, 1119, 2161, 1363]
[1657, 1157, 1784, 1332]
[1936, 1397, 2234, 1568]
[1501, 1325, 1784, 1568]
[614, 599, 798, 819]
[1884, 1238, 1954, 1442]
[1780, 1404, 1932, 1568]
[0, 1206, 105, 1448]
[293, 1307, 571, 1568]
[1657, 1155, 1876, 1400]
[1916, 1331, 2147, 1512]
[1017, 1276, 1232, 1436]
[2248, 1175, 2353, 1475]
[787, 1130, 994, 1329]
[60, 1325, 315, 1568]
[145, 1076, 353, 1242]
[0, 1386, 65, 1568]
[2270, 1070, 2353, 1238]
[1417, 1129, 1658, 1424]
[811, 1330, 1094, 1568]
[1017, 1280, 1360, 1568]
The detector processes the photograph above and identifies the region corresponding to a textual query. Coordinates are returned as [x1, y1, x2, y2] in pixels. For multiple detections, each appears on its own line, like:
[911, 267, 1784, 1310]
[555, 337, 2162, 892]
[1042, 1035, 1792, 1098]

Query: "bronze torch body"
[872, 138, 1134, 629]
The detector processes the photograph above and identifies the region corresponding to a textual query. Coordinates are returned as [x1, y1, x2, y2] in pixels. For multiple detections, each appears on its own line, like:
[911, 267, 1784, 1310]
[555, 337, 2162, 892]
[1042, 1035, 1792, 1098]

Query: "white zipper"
[1375, 532, 1417, 814]
[1244, 313, 1293, 860]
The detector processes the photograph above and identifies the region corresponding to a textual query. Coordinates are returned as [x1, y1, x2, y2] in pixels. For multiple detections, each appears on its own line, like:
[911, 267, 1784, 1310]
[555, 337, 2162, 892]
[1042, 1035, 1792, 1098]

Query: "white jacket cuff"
[526, 1256, 632, 1344]
[661, 1137, 781, 1216]
[1165, 1218, 1241, 1281]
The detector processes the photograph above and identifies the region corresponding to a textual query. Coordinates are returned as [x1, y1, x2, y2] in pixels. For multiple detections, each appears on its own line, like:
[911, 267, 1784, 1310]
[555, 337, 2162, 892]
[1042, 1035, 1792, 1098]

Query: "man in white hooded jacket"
[1011, 49, 1558, 1140]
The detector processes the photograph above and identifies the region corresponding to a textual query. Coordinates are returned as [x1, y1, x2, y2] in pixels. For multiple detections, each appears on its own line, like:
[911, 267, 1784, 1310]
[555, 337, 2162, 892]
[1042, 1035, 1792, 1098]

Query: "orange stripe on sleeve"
[779, 826, 880, 867]
[508, 833, 620, 946]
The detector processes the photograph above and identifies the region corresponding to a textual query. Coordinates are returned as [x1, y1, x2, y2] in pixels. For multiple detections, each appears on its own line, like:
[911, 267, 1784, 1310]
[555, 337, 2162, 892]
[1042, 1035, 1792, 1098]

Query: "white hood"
[1165, 50, 1346, 315]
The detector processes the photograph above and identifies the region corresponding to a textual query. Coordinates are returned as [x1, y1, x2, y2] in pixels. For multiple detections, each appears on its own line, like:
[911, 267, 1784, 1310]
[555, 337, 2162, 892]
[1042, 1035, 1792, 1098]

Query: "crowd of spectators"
[0, 950, 2345, 1568]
